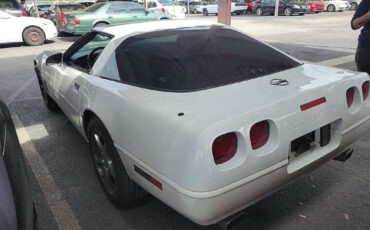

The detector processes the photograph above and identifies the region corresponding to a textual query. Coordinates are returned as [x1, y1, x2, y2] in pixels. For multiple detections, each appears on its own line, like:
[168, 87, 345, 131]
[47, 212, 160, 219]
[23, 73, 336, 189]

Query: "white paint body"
[0, 10, 57, 45]
[203, 1, 248, 14]
[147, 0, 186, 19]
[35, 20, 370, 225]
[322, 0, 349, 11]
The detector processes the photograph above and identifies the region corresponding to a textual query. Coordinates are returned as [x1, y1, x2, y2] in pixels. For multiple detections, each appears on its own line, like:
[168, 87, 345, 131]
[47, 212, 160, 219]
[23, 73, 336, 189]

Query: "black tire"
[94, 22, 108, 28]
[350, 2, 357, 10]
[327, 4, 335, 12]
[159, 17, 169, 20]
[284, 7, 292, 16]
[215, 13, 218, 16]
[23, 27, 45, 46]
[256, 7, 263, 16]
[36, 73, 58, 111]
[298, 13, 304, 16]
[193, 9, 198, 14]
[203, 8, 209, 16]
[88, 117, 146, 206]
[236, 10, 243, 15]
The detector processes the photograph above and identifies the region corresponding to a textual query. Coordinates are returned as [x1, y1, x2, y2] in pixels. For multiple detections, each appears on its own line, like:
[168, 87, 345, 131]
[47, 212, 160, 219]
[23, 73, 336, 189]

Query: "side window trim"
[62, 32, 113, 73]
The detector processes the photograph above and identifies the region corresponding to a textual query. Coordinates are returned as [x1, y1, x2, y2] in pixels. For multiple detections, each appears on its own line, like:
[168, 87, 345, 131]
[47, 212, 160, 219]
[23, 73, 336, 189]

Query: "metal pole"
[274, 0, 279, 16]
[218, 0, 231, 25]
[187, 1, 190, 14]
[34, 0, 39, 17]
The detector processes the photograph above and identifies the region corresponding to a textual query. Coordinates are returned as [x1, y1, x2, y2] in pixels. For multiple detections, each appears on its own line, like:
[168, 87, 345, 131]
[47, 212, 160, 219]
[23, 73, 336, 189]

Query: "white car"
[147, 0, 186, 19]
[202, 0, 248, 16]
[34, 20, 370, 226]
[322, 0, 348, 11]
[0, 10, 57, 46]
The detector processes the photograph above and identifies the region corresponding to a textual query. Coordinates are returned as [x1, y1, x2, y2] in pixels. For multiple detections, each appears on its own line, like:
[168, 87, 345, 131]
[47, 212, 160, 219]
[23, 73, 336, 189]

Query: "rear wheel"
[193, 9, 198, 14]
[203, 8, 209, 16]
[88, 117, 146, 206]
[284, 7, 292, 16]
[256, 7, 263, 16]
[23, 27, 45, 46]
[94, 22, 108, 28]
[327, 4, 335, 12]
[236, 10, 243, 15]
[350, 2, 357, 10]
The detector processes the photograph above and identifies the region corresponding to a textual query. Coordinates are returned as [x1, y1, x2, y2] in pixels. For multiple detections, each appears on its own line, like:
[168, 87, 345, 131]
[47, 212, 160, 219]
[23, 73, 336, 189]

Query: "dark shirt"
[351, 0, 370, 45]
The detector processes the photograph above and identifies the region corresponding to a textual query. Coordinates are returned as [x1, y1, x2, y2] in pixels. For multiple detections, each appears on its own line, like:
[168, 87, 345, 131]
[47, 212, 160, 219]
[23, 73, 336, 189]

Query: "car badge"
[270, 79, 289, 86]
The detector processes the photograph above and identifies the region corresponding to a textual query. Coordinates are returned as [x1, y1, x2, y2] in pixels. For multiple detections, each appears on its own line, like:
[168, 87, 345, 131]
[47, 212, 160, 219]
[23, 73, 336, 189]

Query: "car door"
[0, 11, 21, 43]
[51, 33, 112, 128]
[106, 2, 131, 24]
[130, 7, 157, 21]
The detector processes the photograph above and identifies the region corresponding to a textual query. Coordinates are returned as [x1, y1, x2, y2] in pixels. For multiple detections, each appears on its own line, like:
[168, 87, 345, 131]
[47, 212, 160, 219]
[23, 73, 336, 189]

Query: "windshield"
[114, 26, 300, 92]
[159, 0, 179, 6]
[84, 2, 105, 12]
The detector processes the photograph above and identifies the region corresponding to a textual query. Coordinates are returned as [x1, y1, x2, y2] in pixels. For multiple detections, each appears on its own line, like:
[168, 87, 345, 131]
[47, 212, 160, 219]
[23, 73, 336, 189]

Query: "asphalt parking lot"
[0, 11, 369, 230]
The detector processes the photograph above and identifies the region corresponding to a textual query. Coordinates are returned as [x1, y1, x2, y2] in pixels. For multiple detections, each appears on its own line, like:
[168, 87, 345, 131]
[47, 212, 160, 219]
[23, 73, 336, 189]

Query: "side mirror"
[46, 52, 62, 65]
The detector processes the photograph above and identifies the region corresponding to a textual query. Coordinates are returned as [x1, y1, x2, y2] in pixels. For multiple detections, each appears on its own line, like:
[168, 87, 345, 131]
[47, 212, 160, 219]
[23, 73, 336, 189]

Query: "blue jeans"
[355, 42, 370, 75]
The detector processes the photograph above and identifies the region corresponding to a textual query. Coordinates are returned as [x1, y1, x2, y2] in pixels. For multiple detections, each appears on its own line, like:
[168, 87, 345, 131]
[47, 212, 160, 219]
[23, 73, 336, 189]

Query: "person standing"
[351, 0, 370, 75]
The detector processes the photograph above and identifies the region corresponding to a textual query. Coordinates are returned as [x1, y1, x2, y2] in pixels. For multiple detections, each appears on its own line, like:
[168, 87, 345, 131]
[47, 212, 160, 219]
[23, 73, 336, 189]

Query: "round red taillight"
[362, 81, 369, 100]
[346, 87, 355, 108]
[250, 120, 270, 150]
[212, 133, 237, 165]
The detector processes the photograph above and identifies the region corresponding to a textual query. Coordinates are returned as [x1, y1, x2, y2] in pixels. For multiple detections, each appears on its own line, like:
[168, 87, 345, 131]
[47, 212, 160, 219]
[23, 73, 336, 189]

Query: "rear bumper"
[63, 24, 90, 35]
[116, 113, 370, 225]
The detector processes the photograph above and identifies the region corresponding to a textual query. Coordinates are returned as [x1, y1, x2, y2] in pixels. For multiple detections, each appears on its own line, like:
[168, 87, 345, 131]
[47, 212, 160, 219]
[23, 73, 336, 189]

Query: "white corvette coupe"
[34, 20, 370, 226]
[0, 10, 57, 46]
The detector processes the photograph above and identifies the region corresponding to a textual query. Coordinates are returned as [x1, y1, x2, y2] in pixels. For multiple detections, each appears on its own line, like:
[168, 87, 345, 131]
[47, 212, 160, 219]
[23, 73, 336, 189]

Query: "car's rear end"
[50, 4, 86, 32]
[96, 23, 370, 225]
[159, 0, 186, 19]
[308, 0, 325, 12]
[231, 0, 248, 14]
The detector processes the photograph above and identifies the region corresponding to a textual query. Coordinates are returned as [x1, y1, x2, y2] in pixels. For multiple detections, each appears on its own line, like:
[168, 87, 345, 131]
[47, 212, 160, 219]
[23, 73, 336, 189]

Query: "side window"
[64, 32, 112, 71]
[130, 7, 146, 13]
[107, 4, 129, 14]
[147, 2, 157, 8]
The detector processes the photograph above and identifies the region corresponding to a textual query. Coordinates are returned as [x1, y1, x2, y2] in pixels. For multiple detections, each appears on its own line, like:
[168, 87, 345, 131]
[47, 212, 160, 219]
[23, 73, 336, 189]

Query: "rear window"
[84, 2, 105, 12]
[0, 0, 18, 9]
[115, 26, 300, 92]
[59, 4, 86, 11]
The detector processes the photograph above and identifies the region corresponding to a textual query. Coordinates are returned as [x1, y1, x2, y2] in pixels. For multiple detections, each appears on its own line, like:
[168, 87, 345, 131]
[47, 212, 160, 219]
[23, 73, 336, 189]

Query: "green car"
[63, 1, 172, 35]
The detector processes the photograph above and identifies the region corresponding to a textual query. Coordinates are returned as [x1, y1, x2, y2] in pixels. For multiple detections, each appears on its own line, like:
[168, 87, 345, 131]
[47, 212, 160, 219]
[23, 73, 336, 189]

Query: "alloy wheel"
[92, 131, 117, 194]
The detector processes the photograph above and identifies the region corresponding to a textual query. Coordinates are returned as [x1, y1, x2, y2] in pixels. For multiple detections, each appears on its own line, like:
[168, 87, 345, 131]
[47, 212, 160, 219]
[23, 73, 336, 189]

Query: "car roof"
[94, 20, 219, 38]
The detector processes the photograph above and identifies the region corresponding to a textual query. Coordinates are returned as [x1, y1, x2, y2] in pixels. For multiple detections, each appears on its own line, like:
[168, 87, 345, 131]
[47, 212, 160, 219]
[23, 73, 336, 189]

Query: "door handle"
[74, 82, 80, 91]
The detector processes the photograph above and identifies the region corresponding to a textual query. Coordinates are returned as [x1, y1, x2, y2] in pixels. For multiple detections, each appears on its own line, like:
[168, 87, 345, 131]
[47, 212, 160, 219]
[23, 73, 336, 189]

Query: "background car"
[45, 3, 86, 32]
[322, 0, 348, 11]
[246, 0, 257, 11]
[347, 0, 360, 10]
[63, 1, 172, 35]
[179, 1, 208, 14]
[202, 0, 248, 15]
[252, 0, 309, 16]
[0, 100, 36, 230]
[147, 0, 186, 19]
[34, 20, 370, 227]
[304, 0, 325, 12]
[0, 0, 26, 16]
[0, 10, 57, 46]
[27, 2, 52, 17]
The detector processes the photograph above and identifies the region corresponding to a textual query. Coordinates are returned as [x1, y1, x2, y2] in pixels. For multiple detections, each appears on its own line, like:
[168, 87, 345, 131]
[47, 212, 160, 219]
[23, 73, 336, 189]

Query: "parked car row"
[186, 0, 360, 16]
